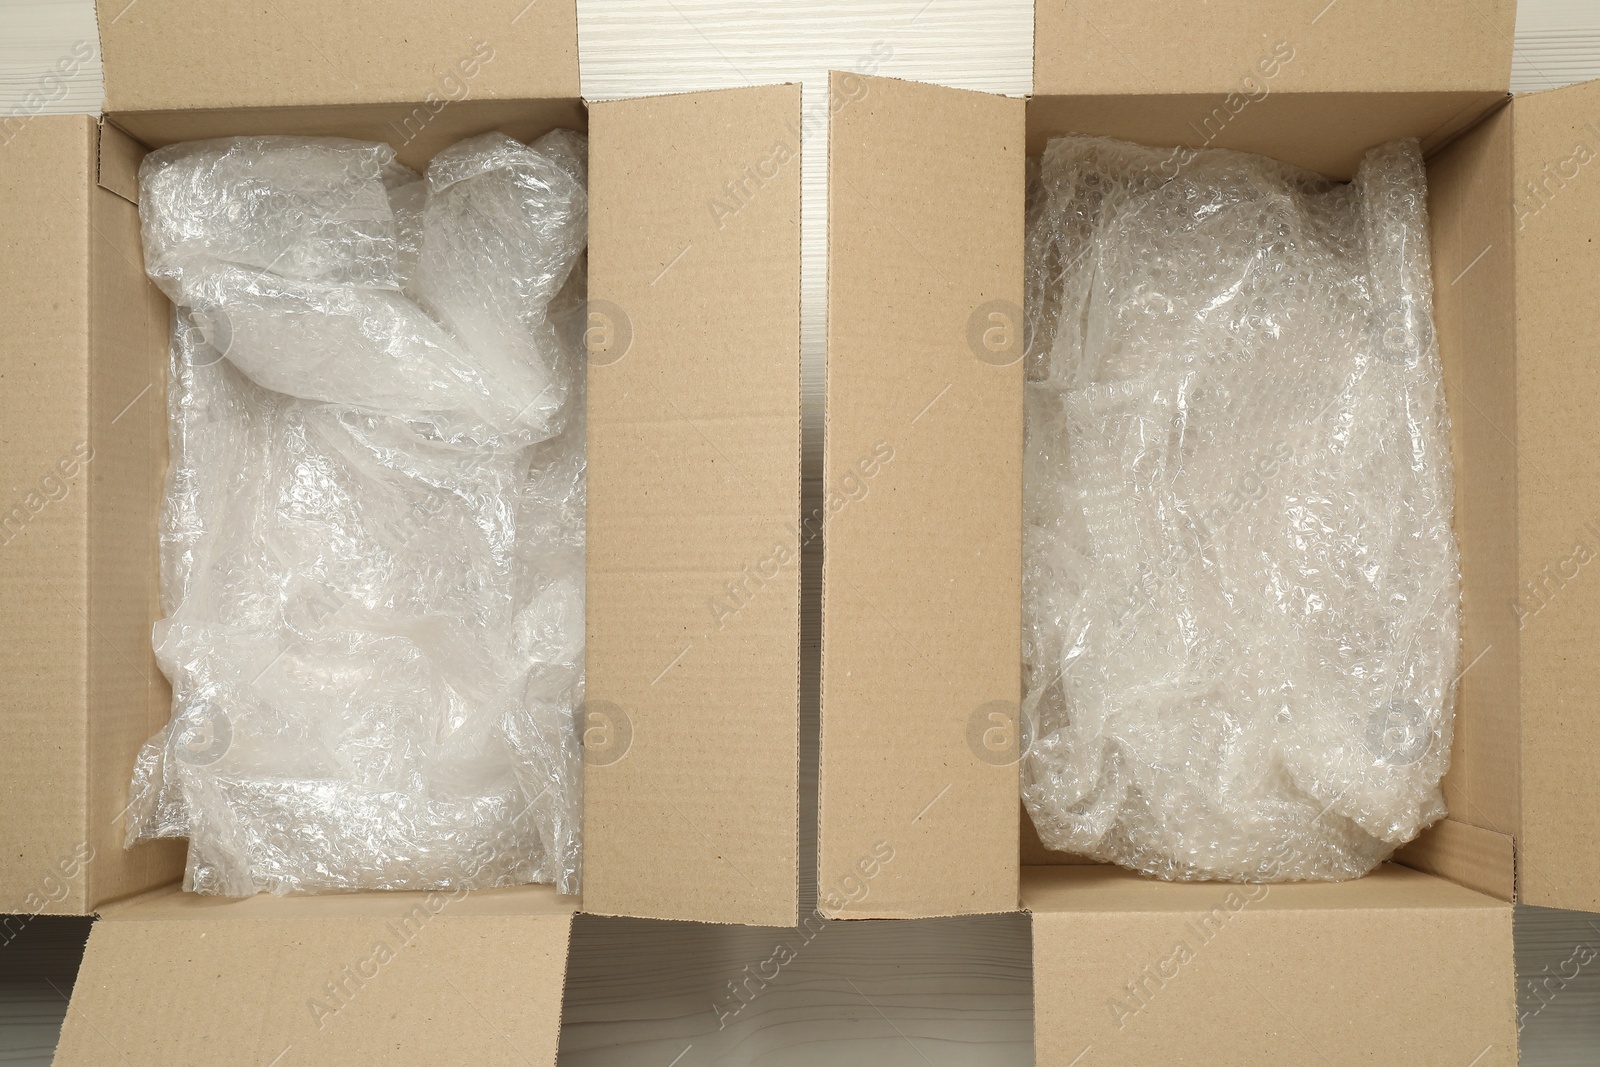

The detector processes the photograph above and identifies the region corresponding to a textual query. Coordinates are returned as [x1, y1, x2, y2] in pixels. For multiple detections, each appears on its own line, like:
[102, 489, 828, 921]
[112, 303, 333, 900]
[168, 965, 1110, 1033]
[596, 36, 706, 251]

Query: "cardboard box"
[821, 1, 1594, 1061]
[0, 2, 803, 1060]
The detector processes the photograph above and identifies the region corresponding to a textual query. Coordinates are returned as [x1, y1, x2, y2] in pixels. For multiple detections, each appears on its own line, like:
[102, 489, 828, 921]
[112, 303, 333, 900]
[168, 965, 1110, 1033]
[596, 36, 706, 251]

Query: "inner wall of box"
[1017, 91, 1519, 892]
[88, 97, 588, 909]
[109, 98, 588, 172]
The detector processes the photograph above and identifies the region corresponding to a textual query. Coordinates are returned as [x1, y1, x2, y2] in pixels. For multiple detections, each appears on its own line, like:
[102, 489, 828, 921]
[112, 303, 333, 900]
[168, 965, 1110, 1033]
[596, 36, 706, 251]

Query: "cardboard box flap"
[1033, 0, 1514, 97]
[1423, 99, 1521, 905]
[54, 885, 574, 1066]
[85, 116, 186, 912]
[95, 0, 579, 114]
[1509, 77, 1600, 914]
[584, 83, 802, 927]
[1, 115, 181, 918]
[1024, 865, 1515, 1066]
[821, 72, 1024, 919]
[0, 115, 94, 917]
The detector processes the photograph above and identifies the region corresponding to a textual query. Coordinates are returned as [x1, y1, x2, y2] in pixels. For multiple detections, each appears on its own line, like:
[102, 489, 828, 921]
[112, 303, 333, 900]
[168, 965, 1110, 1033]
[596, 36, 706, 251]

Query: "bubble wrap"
[1020, 137, 1460, 882]
[124, 132, 588, 895]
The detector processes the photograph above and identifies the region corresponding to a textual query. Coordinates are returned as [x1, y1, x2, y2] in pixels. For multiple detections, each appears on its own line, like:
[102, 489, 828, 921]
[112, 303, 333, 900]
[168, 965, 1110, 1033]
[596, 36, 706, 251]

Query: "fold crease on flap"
[584, 83, 803, 927]
[1033, 0, 1513, 97]
[1026, 865, 1515, 1066]
[96, 0, 580, 114]
[1510, 79, 1600, 914]
[821, 72, 1025, 919]
[58, 888, 573, 1066]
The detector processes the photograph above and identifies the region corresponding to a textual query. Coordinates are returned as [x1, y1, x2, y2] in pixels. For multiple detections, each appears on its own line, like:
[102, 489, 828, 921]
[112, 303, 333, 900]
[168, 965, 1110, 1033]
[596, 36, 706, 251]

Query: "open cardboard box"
[822, 0, 1597, 1062]
[0, 1, 803, 1061]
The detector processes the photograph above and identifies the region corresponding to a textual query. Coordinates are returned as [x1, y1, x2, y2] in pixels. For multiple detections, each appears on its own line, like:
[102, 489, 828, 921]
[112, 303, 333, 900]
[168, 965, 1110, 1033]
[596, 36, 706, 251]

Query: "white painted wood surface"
[2, 1, 1599, 1064]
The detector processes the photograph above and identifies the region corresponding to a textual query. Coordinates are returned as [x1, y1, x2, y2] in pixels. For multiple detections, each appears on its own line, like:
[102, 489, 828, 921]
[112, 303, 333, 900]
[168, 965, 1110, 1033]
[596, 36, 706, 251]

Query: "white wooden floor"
[3, 1, 1600, 1064]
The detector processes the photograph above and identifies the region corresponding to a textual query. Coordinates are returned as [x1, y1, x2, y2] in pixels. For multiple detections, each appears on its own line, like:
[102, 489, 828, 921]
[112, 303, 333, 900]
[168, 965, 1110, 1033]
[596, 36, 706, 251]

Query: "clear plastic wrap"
[125, 132, 588, 895]
[1020, 136, 1460, 882]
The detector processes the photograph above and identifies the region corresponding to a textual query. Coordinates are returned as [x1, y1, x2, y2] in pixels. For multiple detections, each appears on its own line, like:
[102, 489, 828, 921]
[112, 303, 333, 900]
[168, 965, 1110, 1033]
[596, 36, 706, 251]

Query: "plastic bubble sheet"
[124, 131, 589, 895]
[1020, 136, 1461, 882]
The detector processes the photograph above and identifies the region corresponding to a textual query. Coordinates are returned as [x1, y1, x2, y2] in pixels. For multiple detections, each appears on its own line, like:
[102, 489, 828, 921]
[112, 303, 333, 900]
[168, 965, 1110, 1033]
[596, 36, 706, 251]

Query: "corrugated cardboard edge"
[584, 83, 803, 927]
[1022, 864, 1516, 1066]
[1394, 819, 1516, 902]
[96, 0, 579, 114]
[820, 72, 1025, 920]
[0, 115, 95, 919]
[1510, 78, 1600, 915]
[94, 118, 141, 204]
[1033, 0, 1514, 97]
[55, 885, 575, 1066]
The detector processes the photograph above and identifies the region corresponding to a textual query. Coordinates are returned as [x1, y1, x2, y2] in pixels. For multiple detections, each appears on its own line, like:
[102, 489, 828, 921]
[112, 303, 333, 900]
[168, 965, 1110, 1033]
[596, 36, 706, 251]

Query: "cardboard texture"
[585, 83, 803, 927]
[1394, 819, 1517, 903]
[1510, 77, 1600, 914]
[1024, 90, 1510, 180]
[1423, 101, 1522, 897]
[107, 100, 591, 175]
[55, 885, 573, 1067]
[821, 72, 1025, 919]
[1030, 1, 1513, 179]
[85, 119, 185, 910]
[0, 116, 95, 917]
[1034, 0, 1515, 95]
[96, 0, 579, 112]
[0, 117, 182, 919]
[1024, 865, 1516, 1067]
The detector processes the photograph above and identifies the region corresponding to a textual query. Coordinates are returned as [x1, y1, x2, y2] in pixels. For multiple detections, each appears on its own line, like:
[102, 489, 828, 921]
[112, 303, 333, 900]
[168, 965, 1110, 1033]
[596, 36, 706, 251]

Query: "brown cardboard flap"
[1425, 101, 1521, 870]
[1034, 0, 1513, 97]
[96, 0, 578, 114]
[85, 119, 185, 911]
[0, 116, 179, 918]
[821, 73, 1025, 919]
[1510, 78, 1600, 914]
[0, 115, 95, 917]
[55, 885, 573, 1066]
[1024, 865, 1514, 1066]
[584, 84, 802, 926]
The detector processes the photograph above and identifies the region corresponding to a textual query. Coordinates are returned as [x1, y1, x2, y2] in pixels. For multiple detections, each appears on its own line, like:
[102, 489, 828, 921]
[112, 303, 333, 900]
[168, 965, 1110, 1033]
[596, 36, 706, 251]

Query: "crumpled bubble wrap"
[1020, 136, 1460, 882]
[124, 132, 588, 895]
